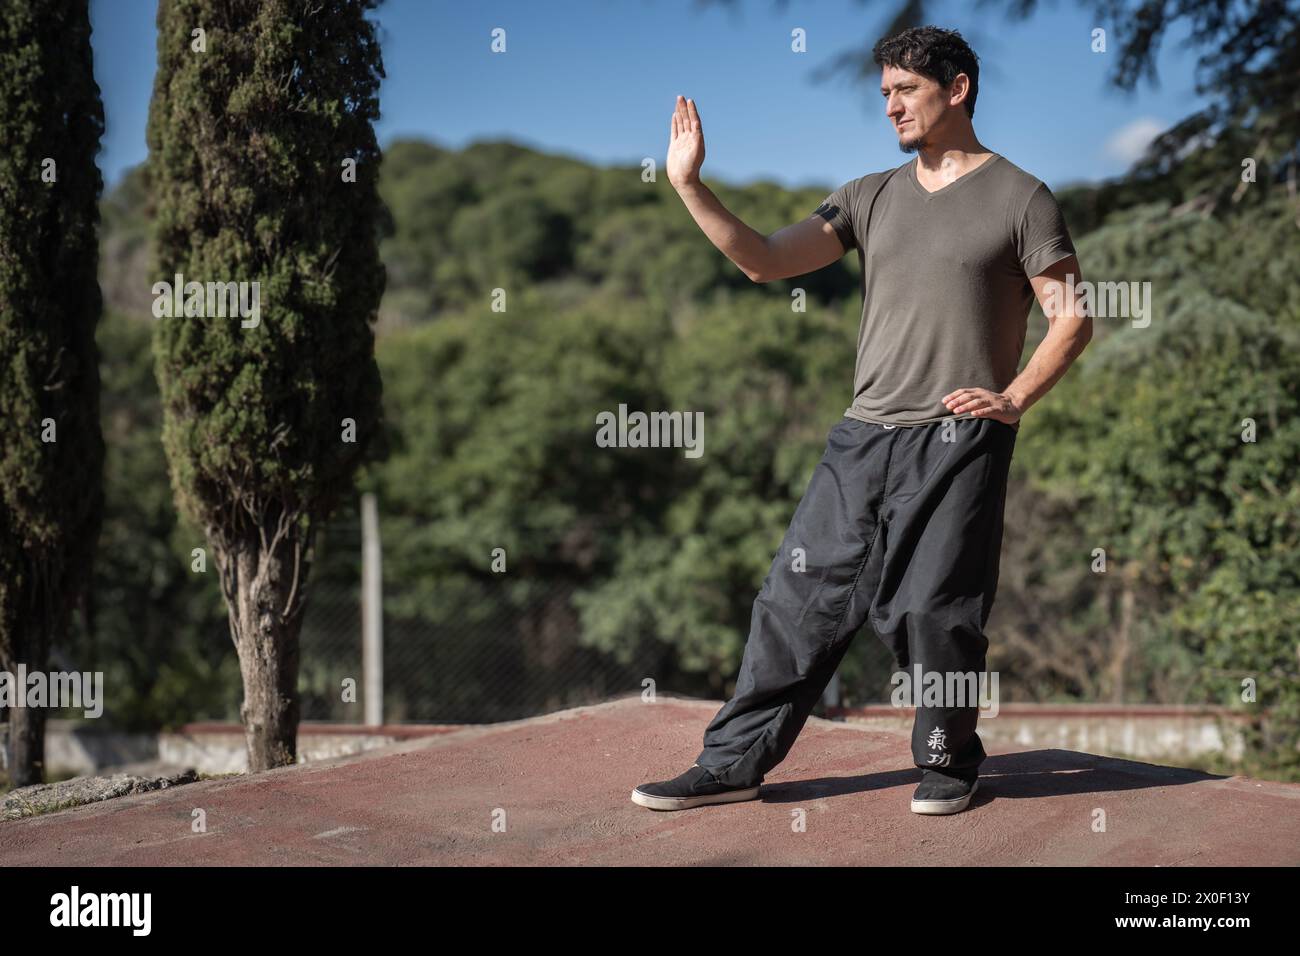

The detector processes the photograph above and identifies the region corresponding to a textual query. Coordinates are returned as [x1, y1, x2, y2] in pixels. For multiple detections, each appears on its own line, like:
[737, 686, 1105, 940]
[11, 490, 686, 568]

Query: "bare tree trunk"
[4, 557, 57, 787]
[214, 516, 314, 772]
[7, 700, 47, 788]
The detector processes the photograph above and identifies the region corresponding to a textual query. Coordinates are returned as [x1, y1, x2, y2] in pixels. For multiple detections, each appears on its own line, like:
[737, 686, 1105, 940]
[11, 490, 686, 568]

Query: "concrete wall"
[4, 704, 1252, 777]
[830, 703, 1249, 761]
[2, 721, 460, 777]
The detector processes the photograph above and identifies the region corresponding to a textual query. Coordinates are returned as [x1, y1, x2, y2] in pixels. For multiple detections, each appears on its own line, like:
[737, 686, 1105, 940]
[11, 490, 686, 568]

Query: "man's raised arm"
[667, 95, 847, 283]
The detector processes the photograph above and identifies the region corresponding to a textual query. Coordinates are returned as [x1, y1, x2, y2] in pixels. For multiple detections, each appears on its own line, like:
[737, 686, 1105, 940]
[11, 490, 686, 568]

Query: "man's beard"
[898, 132, 925, 154]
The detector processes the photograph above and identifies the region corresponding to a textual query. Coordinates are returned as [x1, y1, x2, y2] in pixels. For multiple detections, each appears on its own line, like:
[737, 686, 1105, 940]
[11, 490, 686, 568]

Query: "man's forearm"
[1003, 315, 1092, 414]
[674, 180, 768, 281]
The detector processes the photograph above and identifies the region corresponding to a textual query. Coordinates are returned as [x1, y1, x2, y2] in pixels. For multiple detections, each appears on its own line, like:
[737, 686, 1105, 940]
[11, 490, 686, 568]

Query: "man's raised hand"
[667, 95, 705, 189]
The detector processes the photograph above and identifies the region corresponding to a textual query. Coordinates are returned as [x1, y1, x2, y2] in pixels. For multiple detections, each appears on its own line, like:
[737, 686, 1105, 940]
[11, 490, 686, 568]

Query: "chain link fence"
[296, 503, 682, 725]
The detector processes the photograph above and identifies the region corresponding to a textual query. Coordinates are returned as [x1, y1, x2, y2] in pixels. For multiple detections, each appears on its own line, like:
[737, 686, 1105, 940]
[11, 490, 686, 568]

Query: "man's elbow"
[1073, 315, 1094, 353]
[741, 235, 773, 283]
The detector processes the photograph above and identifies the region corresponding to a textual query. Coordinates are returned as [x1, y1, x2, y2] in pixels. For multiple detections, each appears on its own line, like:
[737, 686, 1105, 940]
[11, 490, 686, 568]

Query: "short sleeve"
[1016, 181, 1076, 278]
[812, 181, 856, 253]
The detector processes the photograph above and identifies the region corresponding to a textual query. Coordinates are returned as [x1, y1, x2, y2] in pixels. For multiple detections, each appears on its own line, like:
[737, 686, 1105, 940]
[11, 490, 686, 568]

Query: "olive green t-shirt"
[812, 153, 1076, 428]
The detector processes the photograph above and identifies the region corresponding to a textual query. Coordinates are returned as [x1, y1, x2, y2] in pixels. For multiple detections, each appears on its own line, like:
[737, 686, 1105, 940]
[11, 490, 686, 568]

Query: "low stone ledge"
[2, 769, 200, 821]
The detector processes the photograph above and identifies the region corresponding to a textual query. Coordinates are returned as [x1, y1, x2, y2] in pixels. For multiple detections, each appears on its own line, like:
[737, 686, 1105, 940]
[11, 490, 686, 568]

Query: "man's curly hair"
[872, 26, 980, 118]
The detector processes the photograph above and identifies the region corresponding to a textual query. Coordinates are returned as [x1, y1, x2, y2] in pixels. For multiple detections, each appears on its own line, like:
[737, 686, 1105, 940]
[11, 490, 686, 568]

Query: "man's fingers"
[946, 387, 990, 402]
[943, 387, 1017, 420]
[673, 94, 701, 137]
[950, 394, 990, 414]
[687, 97, 702, 132]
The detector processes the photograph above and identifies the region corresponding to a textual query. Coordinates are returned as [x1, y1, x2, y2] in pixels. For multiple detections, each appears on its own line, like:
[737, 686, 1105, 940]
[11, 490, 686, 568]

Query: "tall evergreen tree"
[0, 0, 106, 786]
[146, 0, 385, 770]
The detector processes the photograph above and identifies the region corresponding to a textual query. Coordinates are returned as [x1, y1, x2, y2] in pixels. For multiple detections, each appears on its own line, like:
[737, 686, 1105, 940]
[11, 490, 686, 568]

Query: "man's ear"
[948, 72, 971, 108]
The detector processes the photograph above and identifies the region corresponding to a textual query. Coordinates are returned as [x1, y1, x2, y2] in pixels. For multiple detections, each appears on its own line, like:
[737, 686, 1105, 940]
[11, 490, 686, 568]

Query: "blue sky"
[90, 0, 1209, 192]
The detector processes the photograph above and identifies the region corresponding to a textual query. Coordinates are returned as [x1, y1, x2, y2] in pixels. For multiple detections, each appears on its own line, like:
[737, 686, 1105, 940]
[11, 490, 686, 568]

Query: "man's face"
[880, 64, 963, 153]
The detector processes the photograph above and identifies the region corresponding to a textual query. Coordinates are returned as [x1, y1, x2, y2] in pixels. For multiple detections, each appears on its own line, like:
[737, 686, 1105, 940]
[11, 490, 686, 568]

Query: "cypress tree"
[0, 0, 106, 785]
[146, 0, 385, 769]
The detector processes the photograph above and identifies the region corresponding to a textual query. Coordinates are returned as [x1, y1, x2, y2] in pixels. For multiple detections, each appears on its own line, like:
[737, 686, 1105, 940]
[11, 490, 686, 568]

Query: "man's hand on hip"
[942, 388, 1023, 424]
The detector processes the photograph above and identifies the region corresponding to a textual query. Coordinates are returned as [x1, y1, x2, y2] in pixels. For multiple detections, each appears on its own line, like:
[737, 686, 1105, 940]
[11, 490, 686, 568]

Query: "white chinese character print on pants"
[926, 725, 950, 766]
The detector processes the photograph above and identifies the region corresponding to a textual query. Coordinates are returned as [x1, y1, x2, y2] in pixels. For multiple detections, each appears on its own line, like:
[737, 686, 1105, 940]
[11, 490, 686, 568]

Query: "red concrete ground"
[2, 696, 1296, 866]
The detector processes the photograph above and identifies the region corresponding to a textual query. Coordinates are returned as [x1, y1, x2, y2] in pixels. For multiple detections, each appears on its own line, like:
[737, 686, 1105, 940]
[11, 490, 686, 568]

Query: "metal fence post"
[822, 671, 841, 711]
[361, 492, 383, 727]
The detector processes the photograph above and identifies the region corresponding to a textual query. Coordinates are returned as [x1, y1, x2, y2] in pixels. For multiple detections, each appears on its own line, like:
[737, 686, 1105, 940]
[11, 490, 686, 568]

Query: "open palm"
[667, 95, 705, 188]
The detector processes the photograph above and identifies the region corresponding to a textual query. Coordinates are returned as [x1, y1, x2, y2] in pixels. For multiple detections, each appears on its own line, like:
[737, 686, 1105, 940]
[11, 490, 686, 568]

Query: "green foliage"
[146, 0, 386, 544]
[63, 311, 238, 730]
[0, 0, 105, 677]
[1020, 194, 1300, 772]
[1062, 199, 1300, 337]
[575, 296, 857, 680]
[374, 285, 675, 592]
[99, 164, 153, 319]
[369, 286, 683, 717]
[370, 138, 857, 324]
[368, 280, 897, 697]
[1033, 294, 1292, 584]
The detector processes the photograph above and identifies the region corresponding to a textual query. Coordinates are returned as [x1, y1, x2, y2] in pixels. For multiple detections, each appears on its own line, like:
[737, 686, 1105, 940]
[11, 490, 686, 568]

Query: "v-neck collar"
[907, 152, 1002, 201]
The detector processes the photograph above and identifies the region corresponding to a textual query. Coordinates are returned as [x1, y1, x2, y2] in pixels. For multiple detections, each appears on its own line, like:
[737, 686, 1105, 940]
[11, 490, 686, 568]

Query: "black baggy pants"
[695, 415, 1017, 787]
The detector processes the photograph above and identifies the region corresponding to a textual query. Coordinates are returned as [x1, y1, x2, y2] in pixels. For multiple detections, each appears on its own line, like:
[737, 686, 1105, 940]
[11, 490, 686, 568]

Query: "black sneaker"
[910, 768, 979, 815]
[630, 764, 762, 811]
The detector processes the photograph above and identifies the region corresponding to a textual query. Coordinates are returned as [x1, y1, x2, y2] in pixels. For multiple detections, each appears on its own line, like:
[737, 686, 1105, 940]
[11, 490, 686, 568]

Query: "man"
[632, 26, 1090, 815]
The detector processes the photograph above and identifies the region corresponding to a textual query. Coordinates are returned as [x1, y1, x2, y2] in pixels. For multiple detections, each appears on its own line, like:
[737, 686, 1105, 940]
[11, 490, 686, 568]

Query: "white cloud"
[1102, 118, 1167, 164]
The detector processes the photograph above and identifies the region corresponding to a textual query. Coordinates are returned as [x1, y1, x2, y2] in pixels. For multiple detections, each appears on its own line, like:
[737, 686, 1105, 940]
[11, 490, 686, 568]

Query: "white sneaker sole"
[910, 778, 978, 815]
[630, 785, 761, 811]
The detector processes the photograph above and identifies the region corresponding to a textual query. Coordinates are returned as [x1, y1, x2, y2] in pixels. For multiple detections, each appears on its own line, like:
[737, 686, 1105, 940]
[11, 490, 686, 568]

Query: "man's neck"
[913, 130, 991, 175]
